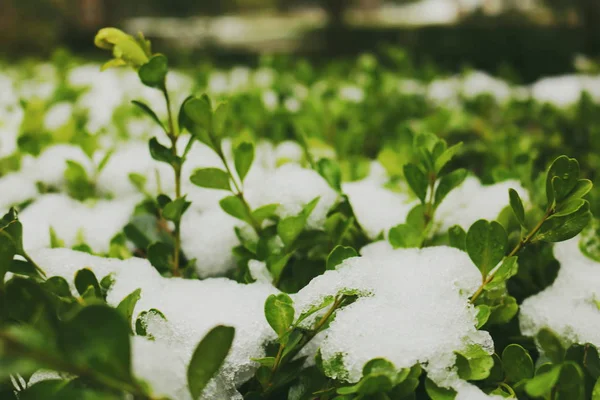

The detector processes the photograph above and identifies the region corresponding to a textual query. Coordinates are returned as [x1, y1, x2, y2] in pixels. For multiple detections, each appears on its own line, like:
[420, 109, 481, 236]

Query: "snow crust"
[292, 242, 493, 391]
[520, 237, 600, 348]
[436, 176, 529, 232]
[30, 248, 277, 399]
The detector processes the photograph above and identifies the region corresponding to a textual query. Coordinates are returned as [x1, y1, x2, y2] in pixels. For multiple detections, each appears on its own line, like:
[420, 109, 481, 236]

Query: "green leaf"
[49, 226, 65, 248]
[502, 344, 534, 383]
[252, 357, 276, 368]
[0, 233, 16, 284]
[277, 198, 320, 246]
[281, 331, 304, 358]
[147, 242, 173, 273]
[475, 305, 491, 329]
[537, 201, 592, 242]
[466, 220, 508, 278]
[434, 142, 463, 174]
[434, 168, 467, 207]
[43, 276, 72, 298]
[183, 95, 213, 134]
[317, 158, 342, 192]
[65, 160, 95, 201]
[234, 142, 255, 183]
[583, 344, 600, 379]
[388, 223, 421, 249]
[593, 378, 600, 400]
[487, 295, 518, 325]
[390, 377, 420, 397]
[267, 252, 293, 284]
[220, 195, 250, 222]
[162, 196, 191, 223]
[264, 294, 295, 338]
[455, 345, 494, 381]
[252, 204, 279, 225]
[135, 308, 166, 338]
[546, 156, 579, 205]
[525, 365, 561, 398]
[295, 296, 335, 327]
[138, 54, 168, 88]
[128, 173, 147, 193]
[537, 328, 564, 364]
[131, 100, 165, 132]
[486, 256, 518, 289]
[187, 325, 235, 399]
[565, 179, 593, 201]
[148, 137, 178, 165]
[9, 259, 43, 279]
[213, 102, 229, 137]
[556, 362, 584, 399]
[448, 225, 466, 251]
[326, 246, 358, 270]
[413, 132, 439, 152]
[116, 288, 141, 333]
[509, 188, 526, 228]
[0, 208, 24, 254]
[403, 163, 428, 203]
[425, 378, 457, 400]
[0, 326, 56, 380]
[74, 268, 102, 298]
[60, 305, 132, 380]
[554, 198, 587, 217]
[96, 150, 114, 174]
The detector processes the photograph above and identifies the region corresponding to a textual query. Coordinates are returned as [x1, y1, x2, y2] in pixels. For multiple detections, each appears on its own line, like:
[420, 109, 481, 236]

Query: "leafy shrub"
[0, 28, 598, 399]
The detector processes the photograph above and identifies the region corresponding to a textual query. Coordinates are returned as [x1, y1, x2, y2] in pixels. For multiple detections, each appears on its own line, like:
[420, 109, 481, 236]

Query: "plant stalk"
[470, 206, 554, 303]
[266, 296, 346, 393]
[163, 86, 182, 277]
[216, 148, 263, 235]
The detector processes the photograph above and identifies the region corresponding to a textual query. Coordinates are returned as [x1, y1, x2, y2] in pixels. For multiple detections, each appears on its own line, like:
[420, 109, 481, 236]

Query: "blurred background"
[1, 0, 599, 82]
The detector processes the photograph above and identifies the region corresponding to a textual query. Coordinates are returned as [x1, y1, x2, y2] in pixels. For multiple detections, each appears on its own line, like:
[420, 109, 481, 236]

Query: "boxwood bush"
[0, 28, 599, 400]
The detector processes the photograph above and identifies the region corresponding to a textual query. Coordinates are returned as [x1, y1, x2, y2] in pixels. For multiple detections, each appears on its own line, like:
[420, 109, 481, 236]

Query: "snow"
[44, 102, 73, 130]
[96, 141, 174, 197]
[0, 173, 38, 210]
[520, 237, 600, 349]
[339, 85, 365, 103]
[455, 382, 506, 400]
[530, 75, 600, 107]
[30, 248, 278, 399]
[343, 180, 415, 239]
[435, 176, 530, 232]
[180, 207, 241, 278]
[245, 164, 339, 229]
[273, 141, 304, 165]
[20, 144, 93, 187]
[462, 71, 512, 102]
[292, 242, 493, 390]
[428, 77, 462, 106]
[20, 194, 140, 253]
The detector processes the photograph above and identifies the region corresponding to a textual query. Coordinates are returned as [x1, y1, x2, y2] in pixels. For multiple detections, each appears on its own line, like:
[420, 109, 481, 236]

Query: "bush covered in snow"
[0, 28, 599, 400]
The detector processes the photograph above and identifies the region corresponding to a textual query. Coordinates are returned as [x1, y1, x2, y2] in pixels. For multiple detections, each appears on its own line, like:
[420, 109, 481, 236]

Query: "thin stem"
[470, 206, 554, 304]
[162, 86, 177, 138]
[265, 296, 346, 392]
[170, 148, 182, 278]
[420, 173, 437, 248]
[216, 148, 263, 235]
[311, 295, 344, 336]
[162, 85, 182, 277]
[271, 343, 285, 374]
